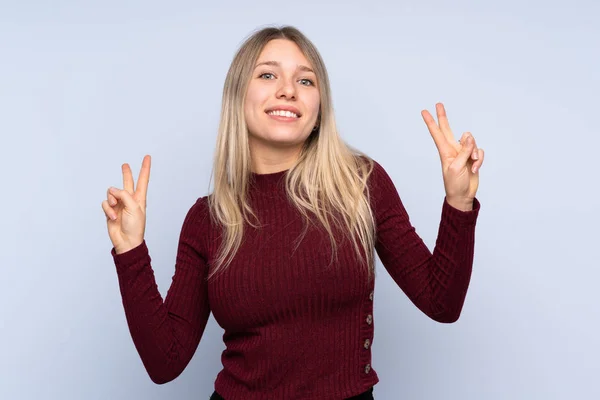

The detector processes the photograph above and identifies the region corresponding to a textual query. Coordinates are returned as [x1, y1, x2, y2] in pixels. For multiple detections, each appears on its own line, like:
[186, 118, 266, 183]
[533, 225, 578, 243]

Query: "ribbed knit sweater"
[111, 160, 480, 399]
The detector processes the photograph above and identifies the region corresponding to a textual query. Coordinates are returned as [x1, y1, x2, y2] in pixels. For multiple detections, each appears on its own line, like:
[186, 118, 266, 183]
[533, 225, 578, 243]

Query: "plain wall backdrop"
[1, 0, 598, 399]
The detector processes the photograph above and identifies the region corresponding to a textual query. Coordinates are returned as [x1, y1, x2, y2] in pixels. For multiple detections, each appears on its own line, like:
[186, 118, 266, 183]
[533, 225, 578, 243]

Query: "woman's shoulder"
[354, 154, 392, 188]
[182, 195, 212, 228]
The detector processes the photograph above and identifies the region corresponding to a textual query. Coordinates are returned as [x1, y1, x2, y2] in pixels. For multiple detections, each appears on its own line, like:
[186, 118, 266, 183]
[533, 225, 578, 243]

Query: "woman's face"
[244, 39, 321, 153]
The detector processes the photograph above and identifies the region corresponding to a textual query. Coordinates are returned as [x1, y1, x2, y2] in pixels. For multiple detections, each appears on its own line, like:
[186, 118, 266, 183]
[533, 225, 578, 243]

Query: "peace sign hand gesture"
[421, 103, 484, 211]
[101, 155, 151, 254]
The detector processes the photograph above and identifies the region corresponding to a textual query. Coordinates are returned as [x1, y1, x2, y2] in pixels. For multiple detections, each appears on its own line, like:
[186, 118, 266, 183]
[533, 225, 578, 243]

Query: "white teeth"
[268, 110, 298, 118]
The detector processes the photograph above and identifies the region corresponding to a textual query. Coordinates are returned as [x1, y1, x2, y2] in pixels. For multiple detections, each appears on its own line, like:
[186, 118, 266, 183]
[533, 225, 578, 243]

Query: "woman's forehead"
[256, 39, 313, 70]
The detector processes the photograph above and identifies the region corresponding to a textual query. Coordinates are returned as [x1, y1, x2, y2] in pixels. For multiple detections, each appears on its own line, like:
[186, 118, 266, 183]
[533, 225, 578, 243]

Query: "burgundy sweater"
[111, 160, 480, 399]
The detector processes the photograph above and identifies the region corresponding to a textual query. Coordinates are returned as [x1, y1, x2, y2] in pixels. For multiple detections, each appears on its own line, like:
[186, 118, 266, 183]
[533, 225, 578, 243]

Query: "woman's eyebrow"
[254, 60, 314, 73]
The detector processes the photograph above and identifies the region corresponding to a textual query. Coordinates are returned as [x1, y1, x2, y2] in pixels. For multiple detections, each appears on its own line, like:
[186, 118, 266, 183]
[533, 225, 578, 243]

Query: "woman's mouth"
[266, 109, 300, 121]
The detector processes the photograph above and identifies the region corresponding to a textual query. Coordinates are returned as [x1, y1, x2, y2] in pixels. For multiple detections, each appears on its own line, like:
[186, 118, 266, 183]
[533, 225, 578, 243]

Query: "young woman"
[102, 25, 484, 400]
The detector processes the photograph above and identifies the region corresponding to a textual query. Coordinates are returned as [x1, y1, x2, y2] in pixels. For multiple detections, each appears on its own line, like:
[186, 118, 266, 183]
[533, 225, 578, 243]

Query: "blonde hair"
[207, 25, 376, 281]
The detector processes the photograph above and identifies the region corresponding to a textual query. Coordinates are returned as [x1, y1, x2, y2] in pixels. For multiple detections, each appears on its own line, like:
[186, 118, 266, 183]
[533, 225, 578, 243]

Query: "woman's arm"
[370, 161, 480, 323]
[111, 197, 211, 383]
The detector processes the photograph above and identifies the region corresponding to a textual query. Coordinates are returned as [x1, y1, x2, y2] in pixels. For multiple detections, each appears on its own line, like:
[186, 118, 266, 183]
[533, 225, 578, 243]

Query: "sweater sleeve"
[110, 196, 211, 383]
[369, 160, 480, 323]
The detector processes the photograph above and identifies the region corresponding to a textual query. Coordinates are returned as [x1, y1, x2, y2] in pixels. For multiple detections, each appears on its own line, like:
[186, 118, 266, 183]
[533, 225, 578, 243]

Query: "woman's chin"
[256, 131, 309, 146]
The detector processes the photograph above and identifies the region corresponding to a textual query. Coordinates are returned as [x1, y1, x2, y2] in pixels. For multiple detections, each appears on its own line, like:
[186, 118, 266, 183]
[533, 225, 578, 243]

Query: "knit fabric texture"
[111, 160, 480, 399]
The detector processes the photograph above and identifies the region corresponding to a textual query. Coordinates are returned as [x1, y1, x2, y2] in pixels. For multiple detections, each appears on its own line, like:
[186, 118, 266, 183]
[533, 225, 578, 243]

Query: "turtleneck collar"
[249, 168, 290, 192]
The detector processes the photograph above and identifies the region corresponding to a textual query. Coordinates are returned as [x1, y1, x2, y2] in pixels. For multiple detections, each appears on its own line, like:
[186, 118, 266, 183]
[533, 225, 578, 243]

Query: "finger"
[467, 133, 479, 160]
[108, 187, 138, 211]
[472, 148, 484, 173]
[421, 110, 453, 158]
[135, 155, 151, 203]
[458, 132, 471, 146]
[436, 103, 456, 143]
[123, 163, 134, 194]
[102, 200, 117, 221]
[106, 188, 117, 206]
[458, 132, 479, 159]
[453, 135, 476, 169]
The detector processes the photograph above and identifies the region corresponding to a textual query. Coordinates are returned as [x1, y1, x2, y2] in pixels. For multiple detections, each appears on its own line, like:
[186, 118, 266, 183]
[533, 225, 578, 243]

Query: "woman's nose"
[276, 77, 296, 99]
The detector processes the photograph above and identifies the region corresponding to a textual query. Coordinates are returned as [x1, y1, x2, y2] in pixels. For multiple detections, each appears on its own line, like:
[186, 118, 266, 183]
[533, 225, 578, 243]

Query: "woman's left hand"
[421, 103, 484, 211]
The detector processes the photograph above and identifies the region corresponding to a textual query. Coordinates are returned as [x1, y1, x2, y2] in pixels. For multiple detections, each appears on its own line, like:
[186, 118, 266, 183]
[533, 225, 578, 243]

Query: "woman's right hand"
[102, 155, 151, 254]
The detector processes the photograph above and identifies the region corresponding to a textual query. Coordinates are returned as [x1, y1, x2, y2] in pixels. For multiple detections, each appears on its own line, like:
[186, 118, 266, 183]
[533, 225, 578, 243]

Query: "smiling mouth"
[266, 110, 301, 119]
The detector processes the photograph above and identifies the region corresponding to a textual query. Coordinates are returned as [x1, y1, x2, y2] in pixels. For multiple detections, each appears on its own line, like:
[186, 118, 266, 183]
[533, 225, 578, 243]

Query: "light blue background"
[1, 1, 598, 399]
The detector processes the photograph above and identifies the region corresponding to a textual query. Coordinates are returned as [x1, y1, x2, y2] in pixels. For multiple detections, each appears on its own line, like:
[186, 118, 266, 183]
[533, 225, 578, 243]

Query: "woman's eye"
[258, 73, 314, 86]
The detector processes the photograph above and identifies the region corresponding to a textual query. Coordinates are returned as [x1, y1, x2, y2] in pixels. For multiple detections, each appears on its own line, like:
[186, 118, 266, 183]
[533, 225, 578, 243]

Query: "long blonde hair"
[207, 25, 376, 281]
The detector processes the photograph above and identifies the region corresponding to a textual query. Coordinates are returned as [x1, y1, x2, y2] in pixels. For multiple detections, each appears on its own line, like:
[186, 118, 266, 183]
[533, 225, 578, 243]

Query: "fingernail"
[472, 151, 478, 160]
[472, 165, 478, 173]
[109, 187, 117, 193]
